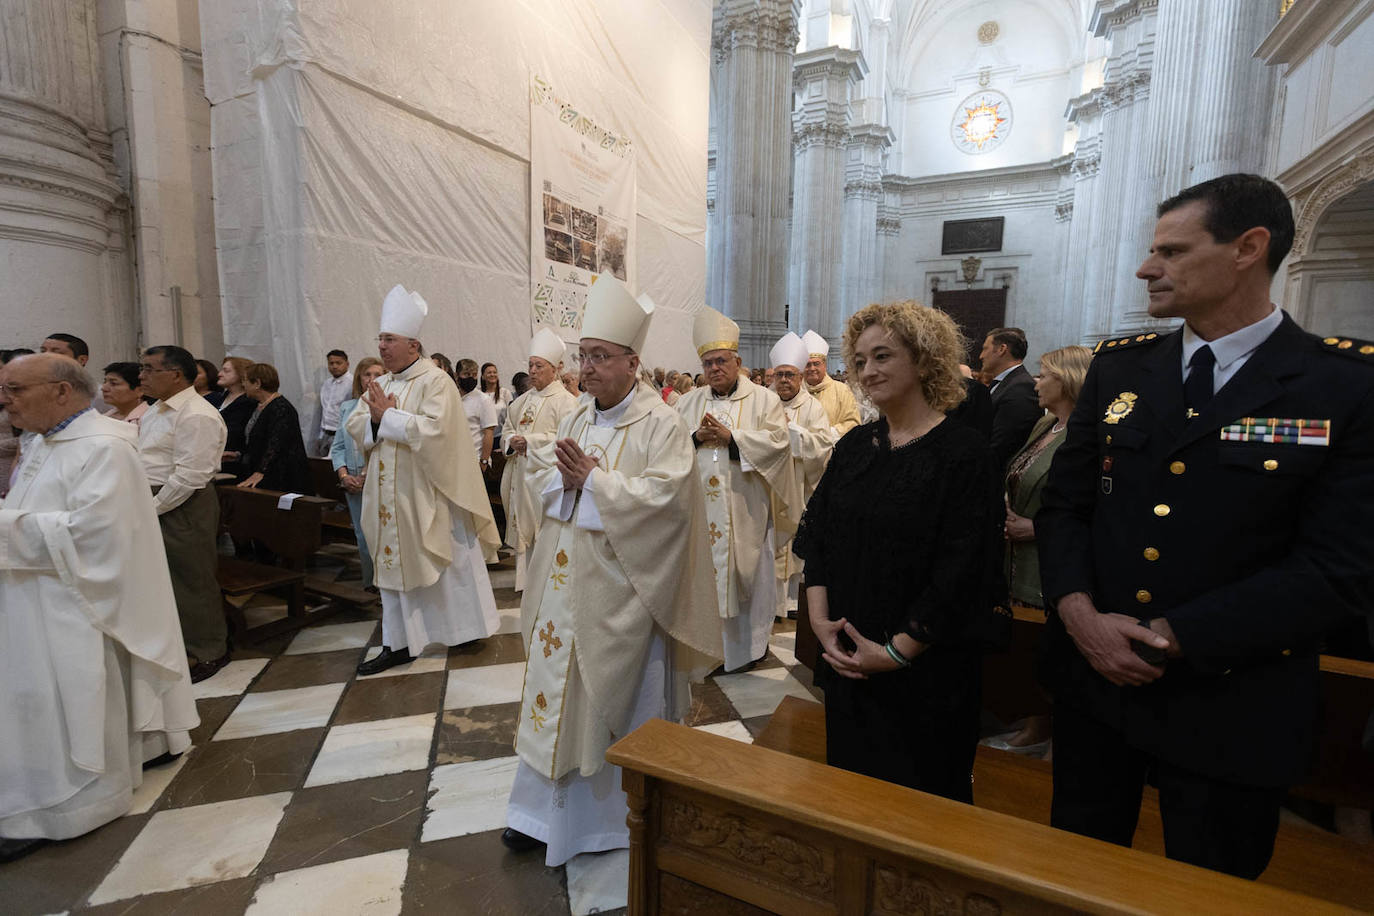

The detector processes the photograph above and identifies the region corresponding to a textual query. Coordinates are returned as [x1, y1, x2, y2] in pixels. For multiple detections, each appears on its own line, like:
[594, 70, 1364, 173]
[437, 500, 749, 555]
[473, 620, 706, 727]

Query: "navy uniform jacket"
[1037, 314, 1374, 787]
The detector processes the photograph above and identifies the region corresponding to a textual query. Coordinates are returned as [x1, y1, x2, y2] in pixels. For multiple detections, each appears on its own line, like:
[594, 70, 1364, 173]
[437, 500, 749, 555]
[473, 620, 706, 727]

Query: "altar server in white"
[345, 285, 500, 675]
[500, 327, 580, 591]
[803, 329, 862, 434]
[504, 277, 721, 866]
[0, 354, 197, 860]
[677, 308, 803, 671]
[769, 332, 839, 617]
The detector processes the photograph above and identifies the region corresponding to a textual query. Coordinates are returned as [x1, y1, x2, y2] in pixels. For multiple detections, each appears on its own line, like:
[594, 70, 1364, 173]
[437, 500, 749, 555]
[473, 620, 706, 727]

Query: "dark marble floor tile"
[160, 728, 326, 809]
[448, 632, 526, 669]
[435, 704, 519, 765]
[257, 769, 428, 875]
[251, 648, 364, 692]
[753, 651, 785, 671]
[787, 663, 815, 690]
[401, 830, 569, 916]
[333, 671, 446, 726]
[684, 678, 737, 726]
[739, 714, 774, 741]
[1, 813, 148, 915]
[79, 875, 259, 915]
[189, 695, 242, 746]
[321, 603, 384, 625]
[771, 618, 798, 636]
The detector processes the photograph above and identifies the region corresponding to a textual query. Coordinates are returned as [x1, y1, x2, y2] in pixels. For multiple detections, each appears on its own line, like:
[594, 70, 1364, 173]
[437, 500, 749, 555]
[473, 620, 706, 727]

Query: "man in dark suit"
[1037, 173, 1374, 879]
[981, 328, 1042, 472]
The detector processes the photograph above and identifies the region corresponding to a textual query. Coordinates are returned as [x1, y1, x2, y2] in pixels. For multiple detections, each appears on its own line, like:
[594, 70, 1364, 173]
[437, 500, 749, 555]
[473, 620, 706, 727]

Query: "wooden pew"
[751, 696, 1374, 911]
[609, 718, 1353, 915]
[216, 485, 342, 640]
[307, 456, 357, 545]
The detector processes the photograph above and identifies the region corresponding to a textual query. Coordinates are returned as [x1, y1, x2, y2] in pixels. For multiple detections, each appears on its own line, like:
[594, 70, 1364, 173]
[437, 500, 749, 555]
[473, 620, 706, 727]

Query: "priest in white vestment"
[677, 309, 803, 671]
[0, 354, 197, 860]
[345, 285, 501, 676]
[768, 333, 839, 618]
[499, 327, 579, 592]
[803, 329, 862, 434]
[504, 277, 722, 867]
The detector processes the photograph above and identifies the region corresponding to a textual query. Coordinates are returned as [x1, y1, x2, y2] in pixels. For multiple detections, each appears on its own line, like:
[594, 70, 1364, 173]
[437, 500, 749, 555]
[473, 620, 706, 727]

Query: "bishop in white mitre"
[504, 277, 721, 867]
[499, 327, 579, 592]
[676, 308, 803, 671]
[803, 329, 862, 435]
[345, 285, 501, 675]
[0, 354, 197, 860]
[768, 332, 839, 618]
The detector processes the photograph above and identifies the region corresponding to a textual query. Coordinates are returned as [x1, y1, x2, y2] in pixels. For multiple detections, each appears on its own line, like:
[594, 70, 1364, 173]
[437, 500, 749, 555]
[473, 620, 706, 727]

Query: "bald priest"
[0, 354, 197, 861]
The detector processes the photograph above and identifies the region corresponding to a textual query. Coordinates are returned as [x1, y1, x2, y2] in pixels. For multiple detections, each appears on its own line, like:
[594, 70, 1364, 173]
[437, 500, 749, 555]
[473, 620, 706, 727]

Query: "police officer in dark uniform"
[1037, 174, 1374, 879]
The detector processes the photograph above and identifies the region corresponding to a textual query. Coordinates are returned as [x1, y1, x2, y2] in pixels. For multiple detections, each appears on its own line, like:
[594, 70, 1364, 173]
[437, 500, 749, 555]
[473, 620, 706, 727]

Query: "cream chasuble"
[774, 388, 839, 614]
[0, 412, 198, 839]
[808, 374, 862, 435]
[676, 375, 802, 669]
[513, 382, 721, 781]
[499, 381, 579, 591]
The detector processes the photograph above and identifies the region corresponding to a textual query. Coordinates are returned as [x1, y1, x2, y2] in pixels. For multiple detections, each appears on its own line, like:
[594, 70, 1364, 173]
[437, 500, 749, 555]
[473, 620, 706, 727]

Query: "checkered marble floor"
[3, 547, 821, 916]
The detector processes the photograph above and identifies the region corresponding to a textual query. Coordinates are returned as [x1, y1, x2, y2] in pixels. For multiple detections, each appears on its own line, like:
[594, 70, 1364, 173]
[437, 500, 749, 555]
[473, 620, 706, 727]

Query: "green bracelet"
[884, 639, 912, 668]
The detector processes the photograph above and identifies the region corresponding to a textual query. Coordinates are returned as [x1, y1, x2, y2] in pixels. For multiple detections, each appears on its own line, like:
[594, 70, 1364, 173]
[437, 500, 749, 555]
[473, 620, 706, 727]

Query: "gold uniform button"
[1362, 345, 1374, 355]
[1143, 547, 1160, 561]
[1281, 648, 1292, 656]
[1339, 340, 1354, 349]
[1169, 461, 1185, 475]
[1263, 458, 1278, 471]
[1324, 337, 1340, 345]
[1136, 589, 1152, 604]
[1154, 504, 1171, 517]
[1105, 434, 1113, 446]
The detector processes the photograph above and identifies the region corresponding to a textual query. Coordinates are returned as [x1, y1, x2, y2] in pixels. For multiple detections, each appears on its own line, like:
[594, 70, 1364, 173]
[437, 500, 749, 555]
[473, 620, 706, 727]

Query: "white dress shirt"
[1180, 304, 1283, 392]
[462, 388, 498, 456]
[138, 386, 228, 514]
[319, 373, 352, 433]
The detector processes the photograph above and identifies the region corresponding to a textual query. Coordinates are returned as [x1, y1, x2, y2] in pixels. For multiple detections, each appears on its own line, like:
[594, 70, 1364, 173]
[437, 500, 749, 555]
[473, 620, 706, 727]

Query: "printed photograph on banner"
[543, 193, 570, 230]
[574, 239, 596, 272]
[571, 207, 597, 242]
[544, 227, 573, 265]
[596, 220, 628, 281]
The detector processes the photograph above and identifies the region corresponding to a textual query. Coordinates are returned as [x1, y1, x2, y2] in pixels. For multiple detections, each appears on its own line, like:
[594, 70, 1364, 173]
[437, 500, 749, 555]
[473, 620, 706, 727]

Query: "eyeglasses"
[0, 380, 62, 396]
[138, 364, 177, 374]
[574, 350, 632, 367]
[773, 370, 801, 381]
[701, 356, 735, 370]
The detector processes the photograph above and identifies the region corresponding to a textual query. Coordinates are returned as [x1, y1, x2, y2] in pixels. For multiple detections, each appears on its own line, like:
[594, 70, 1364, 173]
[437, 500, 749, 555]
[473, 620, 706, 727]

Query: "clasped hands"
[812, 613, 923, 680]
[363, 380, 398, 423]
[1057, 592, 1181, 687]
[695, 413, 733, 448]
[338, 470, 366, 494]
[554, 438, 599, 491]
[508, 434, 528, 456]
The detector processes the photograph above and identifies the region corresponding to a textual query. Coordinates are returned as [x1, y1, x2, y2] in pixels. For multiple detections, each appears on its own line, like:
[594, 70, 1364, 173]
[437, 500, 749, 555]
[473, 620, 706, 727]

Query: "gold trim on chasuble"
[373, 376, 419, 581]
[701, 394, 744, 613]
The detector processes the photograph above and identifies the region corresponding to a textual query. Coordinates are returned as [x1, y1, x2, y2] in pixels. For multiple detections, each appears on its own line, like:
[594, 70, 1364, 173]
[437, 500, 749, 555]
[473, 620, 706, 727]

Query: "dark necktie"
[1183, 345, 1215, 419]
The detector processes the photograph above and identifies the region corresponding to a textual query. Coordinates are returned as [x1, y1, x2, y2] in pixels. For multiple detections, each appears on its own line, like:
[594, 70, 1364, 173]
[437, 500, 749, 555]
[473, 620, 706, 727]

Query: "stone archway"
[1286, 171, 1374, 339]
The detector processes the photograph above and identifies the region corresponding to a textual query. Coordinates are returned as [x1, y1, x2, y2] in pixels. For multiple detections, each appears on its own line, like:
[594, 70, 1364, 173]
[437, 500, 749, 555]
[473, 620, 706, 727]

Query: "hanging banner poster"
[529, 73, 636, 344]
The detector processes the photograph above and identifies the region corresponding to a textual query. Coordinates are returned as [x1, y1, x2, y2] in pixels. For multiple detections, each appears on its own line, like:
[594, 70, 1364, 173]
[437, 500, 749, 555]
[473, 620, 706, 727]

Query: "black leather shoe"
[356, 646, 412, 676]
[0, 837, 49, 863]
[189, 652, 231, 684]
[500, 827, 545, 852]
[143, 750, 184, 770]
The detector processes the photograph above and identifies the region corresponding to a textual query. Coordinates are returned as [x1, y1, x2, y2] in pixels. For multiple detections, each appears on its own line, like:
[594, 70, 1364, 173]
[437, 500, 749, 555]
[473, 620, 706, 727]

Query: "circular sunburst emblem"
[951, 90, 1013, 155]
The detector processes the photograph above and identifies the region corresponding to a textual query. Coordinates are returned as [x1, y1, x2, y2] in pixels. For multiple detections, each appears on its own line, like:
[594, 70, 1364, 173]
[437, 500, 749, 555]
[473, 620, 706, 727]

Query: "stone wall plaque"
[941, 217, 1004, 255]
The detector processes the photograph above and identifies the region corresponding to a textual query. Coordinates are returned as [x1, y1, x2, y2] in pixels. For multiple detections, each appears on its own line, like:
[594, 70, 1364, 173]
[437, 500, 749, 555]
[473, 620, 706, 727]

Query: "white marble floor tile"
[213, 683, 346, 741]
[714, 665, 819, 719]
[421, 756, 519, 842]
[566, 847, 630, 916]
[356, 644, 449, 680]
[283, 621, 378, 656]
[126, 750, 192, 815]
[245, 849, 407, 916]
[192, 658, 270, 699]
[768, 633, 798, 667]
[88, 793, 292, 904]
[692, 720, 754, 744]
[443, 662, 526, 709]
[304, 713, 437, 788]
[496, 608, 522, 634]
[489, 568, 517, 591]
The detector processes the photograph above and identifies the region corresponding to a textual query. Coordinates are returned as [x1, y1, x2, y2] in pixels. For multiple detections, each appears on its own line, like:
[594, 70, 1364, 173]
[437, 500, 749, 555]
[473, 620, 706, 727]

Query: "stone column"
[789, 47, 865, 362]
[840, 123, 893, 321]
[709, 0, 801, 368]
[0, 0, 135, 366]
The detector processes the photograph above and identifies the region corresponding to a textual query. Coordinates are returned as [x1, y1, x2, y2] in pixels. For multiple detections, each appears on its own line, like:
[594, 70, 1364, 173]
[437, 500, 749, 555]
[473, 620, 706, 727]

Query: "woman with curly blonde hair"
[792, 300, 1006, 801]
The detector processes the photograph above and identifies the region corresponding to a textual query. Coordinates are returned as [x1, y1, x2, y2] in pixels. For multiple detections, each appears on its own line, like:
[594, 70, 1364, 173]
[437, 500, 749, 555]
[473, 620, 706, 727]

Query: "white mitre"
[380, 283, 428, 339]
[693, 306, 740, 358]
[770, 332, 809, 371]
[802, 329, 830, 359]
[581, 276, 653, 353]
[529, 327, 566, 367]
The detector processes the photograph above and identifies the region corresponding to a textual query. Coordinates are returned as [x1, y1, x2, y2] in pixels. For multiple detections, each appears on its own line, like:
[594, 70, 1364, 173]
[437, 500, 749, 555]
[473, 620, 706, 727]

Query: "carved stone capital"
[792, 46, 867, 90]
[1070, 150, 1101, 180]
[1090, 0, 1160, 38]
[844, 179, 883, 201]
[793, 120, 849, 151]
[713, 0, 802, 61]
[876, 216, 902, 236]
[1055, 200, 1074, 222]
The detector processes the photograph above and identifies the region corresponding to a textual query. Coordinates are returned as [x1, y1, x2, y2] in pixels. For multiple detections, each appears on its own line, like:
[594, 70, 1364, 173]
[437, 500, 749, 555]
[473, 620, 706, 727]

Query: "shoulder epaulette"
[1319, 336, 1374, 362]
[1093, 331, 1163, 355]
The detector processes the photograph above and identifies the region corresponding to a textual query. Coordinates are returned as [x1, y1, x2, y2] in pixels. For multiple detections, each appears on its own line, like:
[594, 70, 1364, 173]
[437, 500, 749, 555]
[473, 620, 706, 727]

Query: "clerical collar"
[594, 385, 636, 423]
[44, 406, 92, 437]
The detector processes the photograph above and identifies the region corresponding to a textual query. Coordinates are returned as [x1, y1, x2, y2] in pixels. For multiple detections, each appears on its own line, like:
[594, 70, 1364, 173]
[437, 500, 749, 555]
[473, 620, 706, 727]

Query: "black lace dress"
[241, 397, 313, 494]
[792, 415, 1005, 800]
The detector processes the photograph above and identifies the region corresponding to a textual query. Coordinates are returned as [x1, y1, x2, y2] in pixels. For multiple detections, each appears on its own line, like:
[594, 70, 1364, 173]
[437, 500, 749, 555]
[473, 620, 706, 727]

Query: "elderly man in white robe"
[677, 308, 803, 671]
[0, 354, 198, 862]
[769, 332, 839, 618]
[803, 329, 862, 434]
[345, 284, 501, 675]
[503, 277, 722, 867]
[499, 327, 580, 592]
